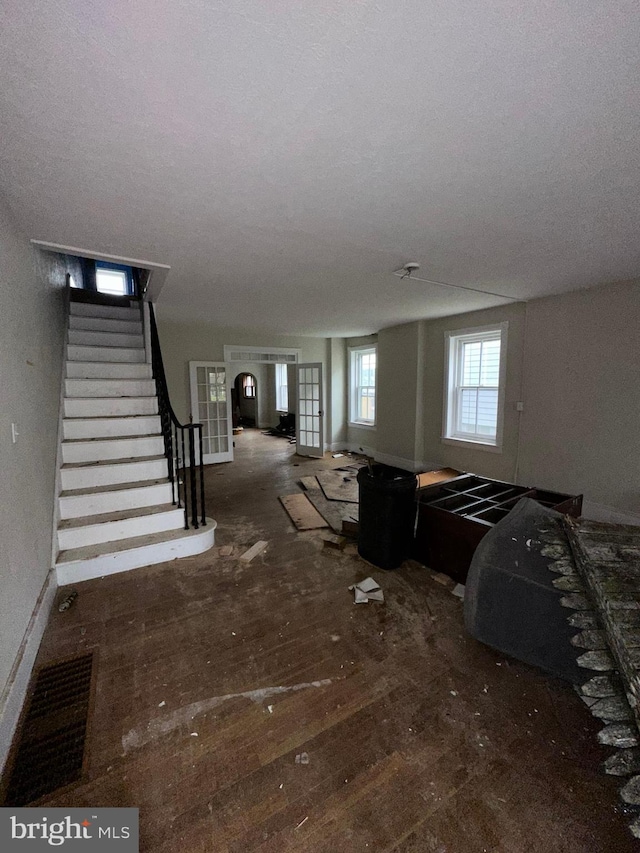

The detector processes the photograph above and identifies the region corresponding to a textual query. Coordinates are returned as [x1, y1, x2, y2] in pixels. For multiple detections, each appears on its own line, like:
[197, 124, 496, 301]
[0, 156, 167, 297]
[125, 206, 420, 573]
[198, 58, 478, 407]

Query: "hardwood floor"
[25, 430, 633, 851]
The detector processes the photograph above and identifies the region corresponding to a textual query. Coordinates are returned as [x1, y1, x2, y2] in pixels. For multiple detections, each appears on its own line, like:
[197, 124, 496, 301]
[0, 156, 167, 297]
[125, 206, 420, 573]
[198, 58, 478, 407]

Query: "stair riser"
[64, 397, 158, 418]
[63, 416, 161, 440]
[65, 378, 156, 398]
[68, 329, 144, 348]
[58, 508, 185, 551]
[59, 481, 173, 519]
[62, 436, 165, 464]
[56, 522, 216, 586]
[70, 302, 139, 321]
[69, 315, 143, 334]
[67, 345, 146, 363]
[61, 458, 168, 491]
[66, 361, 152, 379]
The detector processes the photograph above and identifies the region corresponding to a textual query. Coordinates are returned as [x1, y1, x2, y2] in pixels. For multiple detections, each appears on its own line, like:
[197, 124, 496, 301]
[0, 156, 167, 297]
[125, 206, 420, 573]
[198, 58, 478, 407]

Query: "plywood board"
[416, 468, 461, 489]
[239, 540, 268, 562]
[279, 494, 329, 530]
[300, 476, 320, 491]
[316, 471, 359, 503]
[305, 488, 358, 535]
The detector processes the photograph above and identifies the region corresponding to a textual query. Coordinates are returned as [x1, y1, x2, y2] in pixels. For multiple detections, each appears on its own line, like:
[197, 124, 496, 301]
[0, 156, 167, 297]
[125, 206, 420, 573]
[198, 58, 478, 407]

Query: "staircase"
[55, 294, 215, 586]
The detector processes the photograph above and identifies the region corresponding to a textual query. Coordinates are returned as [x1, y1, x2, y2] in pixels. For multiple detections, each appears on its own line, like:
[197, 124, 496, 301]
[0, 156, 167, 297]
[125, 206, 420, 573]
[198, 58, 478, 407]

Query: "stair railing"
[148, 304, 206, 530]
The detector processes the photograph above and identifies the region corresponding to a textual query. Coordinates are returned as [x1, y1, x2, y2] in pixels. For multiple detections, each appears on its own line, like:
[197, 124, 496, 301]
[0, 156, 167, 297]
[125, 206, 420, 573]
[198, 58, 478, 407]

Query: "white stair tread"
[63, 432, 161, 444]
[58, 503, 179, 530]
[64, 414, 159, 421]
[65, 379, 156, 395]
[61, 477, 169, 497]
[57, 523, 213, 564]
[61, 454, 165, 470]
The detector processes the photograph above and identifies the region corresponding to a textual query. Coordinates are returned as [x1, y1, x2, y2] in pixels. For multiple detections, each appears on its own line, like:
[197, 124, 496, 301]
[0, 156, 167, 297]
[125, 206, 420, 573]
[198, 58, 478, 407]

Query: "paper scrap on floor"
[349, 577, 384, 604]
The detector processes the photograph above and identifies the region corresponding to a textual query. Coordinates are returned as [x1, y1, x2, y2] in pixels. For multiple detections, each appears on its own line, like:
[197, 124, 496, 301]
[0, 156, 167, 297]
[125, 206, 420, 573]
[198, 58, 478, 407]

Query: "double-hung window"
[242, 374, 256, 398]
[443, 323, 507, 449]
[349, 345, 377, 426]
[275, 363, 289, 412]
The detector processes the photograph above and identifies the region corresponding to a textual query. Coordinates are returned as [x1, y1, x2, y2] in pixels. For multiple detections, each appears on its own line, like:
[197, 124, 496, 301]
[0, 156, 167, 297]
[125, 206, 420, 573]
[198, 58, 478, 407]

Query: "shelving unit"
[414, 474, 582, 583]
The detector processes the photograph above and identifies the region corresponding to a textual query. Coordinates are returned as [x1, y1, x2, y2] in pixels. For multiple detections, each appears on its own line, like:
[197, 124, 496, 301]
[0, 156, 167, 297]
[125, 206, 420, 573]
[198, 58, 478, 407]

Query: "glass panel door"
[189, 362, 233, 464]
[296, 363, 324, 458]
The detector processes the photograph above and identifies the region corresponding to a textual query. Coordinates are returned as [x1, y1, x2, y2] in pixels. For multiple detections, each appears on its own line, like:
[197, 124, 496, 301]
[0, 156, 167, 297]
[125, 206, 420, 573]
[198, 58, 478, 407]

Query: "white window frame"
[275, 363, 289, 412]
[442, 322, 508, 452]
[349, 344, 377, 428]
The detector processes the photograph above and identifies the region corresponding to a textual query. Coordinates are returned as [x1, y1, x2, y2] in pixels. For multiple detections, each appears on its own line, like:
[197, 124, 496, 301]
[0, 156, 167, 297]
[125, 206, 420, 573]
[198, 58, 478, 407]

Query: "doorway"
[232, 372, 259, 428]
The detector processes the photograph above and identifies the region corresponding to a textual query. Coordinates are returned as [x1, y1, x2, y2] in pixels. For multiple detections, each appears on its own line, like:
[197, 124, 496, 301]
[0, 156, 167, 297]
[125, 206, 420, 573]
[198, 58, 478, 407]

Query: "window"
[275, 363, 289, 412]
[443, 323, 507, 449]
[95, 263, 132, 296]
[349, 345, 377, 426]
[242, 374, 256, 398]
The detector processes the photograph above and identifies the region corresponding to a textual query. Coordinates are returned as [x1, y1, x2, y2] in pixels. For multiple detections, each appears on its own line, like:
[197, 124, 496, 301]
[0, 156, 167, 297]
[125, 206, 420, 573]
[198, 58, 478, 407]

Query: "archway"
[232, 372, 258, 428]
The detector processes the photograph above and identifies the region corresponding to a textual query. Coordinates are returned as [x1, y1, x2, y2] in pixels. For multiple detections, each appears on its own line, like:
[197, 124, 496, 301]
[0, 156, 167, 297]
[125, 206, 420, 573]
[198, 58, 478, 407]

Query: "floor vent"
[2, 653, 94, 806]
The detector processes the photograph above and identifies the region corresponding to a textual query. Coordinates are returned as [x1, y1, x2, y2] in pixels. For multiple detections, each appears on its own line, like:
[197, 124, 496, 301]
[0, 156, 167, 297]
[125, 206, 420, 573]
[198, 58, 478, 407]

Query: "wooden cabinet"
[414, 474, 582, 583]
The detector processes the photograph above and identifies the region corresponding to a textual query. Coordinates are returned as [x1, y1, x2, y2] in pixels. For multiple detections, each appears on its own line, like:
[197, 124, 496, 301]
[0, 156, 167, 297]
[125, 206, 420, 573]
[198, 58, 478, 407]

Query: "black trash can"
[357, 464, 417, 570]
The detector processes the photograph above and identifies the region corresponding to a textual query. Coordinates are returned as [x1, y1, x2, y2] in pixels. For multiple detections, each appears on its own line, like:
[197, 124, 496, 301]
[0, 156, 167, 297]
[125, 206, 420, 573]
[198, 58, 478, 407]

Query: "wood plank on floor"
[300, 476, 320, 491]
[279, 494, 329, 530]
[304, 488, 358, 535]
[315, 471, 359, 503]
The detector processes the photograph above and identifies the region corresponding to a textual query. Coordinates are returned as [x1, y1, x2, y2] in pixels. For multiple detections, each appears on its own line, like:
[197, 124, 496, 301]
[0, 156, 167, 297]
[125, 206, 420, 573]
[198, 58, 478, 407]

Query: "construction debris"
[58, 590, 78, 612]
[300, 476, 320, 491]
[239, 540, 269, 562]
[322, 533, 347, 551]
[316, 471, 358, 503]
[341, 517, 359, 537]
[279, 494, 328, 530]
[349, 577, 384, 604]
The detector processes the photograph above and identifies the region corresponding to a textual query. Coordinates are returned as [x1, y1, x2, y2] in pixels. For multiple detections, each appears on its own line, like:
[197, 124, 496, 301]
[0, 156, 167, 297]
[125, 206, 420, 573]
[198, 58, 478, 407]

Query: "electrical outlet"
[516, 402, 524, 412]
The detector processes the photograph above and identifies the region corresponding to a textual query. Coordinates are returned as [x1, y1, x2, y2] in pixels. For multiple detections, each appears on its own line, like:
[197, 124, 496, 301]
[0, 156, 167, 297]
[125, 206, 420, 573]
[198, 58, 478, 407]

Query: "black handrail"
[148, 304, 206, 531]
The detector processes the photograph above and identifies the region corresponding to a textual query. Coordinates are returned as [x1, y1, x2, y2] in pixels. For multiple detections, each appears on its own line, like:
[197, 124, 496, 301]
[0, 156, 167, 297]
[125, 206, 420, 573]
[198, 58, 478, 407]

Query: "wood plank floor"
[24, 430, 634, 851]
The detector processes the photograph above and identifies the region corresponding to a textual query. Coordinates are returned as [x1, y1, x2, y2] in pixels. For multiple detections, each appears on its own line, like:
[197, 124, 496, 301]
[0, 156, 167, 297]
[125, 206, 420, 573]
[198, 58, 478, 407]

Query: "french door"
[296, 363, 324, 458]
[189, 362, 233, 464]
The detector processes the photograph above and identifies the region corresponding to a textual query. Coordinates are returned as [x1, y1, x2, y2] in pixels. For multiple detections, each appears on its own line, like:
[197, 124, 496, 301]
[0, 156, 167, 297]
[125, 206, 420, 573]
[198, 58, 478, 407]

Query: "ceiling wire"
[393, 269, 522, 302]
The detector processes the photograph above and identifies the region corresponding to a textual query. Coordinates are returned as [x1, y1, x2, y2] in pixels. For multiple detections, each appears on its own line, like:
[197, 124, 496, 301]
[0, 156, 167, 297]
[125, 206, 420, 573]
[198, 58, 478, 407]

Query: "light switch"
[11, 423, 19, 443]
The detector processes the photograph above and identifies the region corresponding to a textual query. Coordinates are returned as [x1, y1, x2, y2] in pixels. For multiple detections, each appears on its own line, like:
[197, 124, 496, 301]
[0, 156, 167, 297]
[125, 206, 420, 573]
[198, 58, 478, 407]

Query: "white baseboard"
[581, 500, 640, 526]
[340, 441, 426, 473]
[0, 570, 58, 775]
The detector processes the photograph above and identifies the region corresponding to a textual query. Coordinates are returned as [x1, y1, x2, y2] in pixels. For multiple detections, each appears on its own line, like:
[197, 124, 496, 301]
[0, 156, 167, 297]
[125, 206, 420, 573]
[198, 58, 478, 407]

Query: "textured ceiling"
[1, 1, 639, 336]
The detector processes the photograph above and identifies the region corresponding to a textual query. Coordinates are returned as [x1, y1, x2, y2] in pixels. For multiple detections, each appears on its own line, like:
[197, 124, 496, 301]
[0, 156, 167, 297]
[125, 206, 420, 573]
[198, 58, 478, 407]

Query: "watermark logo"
[1, 808, 138, 850]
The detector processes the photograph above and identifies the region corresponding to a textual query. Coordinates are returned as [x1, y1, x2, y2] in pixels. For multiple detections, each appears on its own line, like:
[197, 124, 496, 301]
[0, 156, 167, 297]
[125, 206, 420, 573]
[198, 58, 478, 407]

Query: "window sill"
[349, 421, 377, 431]
[441, 436, 503, 454]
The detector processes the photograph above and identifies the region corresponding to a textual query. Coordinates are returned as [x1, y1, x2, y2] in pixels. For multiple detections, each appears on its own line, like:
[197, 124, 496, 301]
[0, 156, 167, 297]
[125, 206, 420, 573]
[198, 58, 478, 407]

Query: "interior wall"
[375, 323, 421, 465]
[155, 314, 328, 427]
[420, 302, 527, 481]
[327, 338, 347, 449]
[518, 280, 640, 517]
[0, 201, 68, 701]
